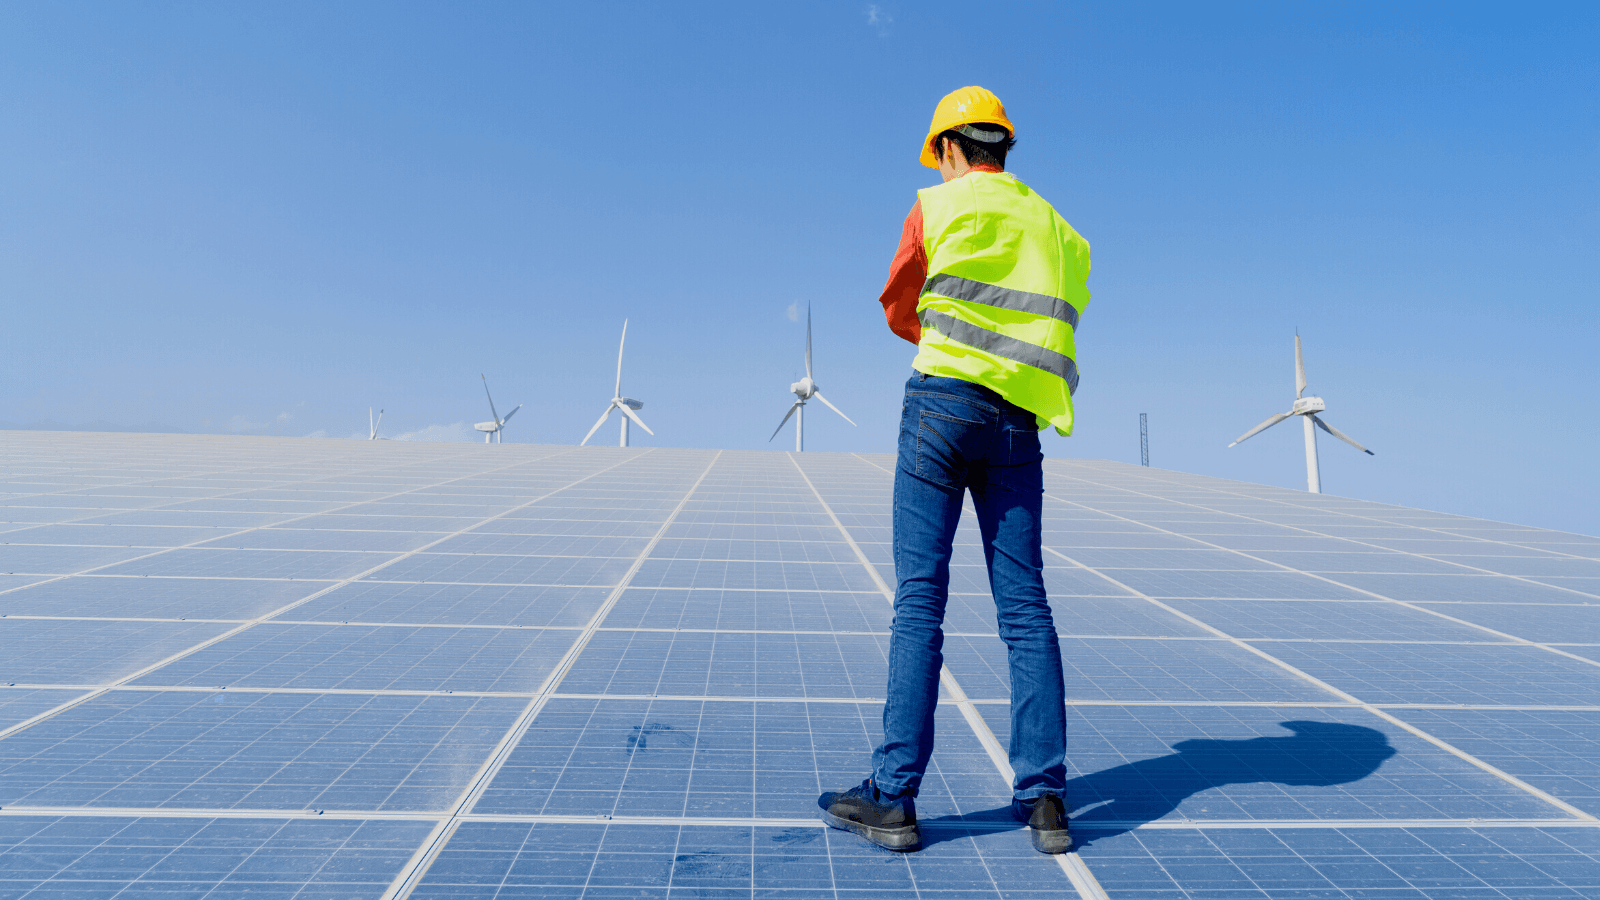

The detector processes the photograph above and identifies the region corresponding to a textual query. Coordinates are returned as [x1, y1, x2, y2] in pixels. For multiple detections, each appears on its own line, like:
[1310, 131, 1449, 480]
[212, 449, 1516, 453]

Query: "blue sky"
[2, 2, 1596, 536]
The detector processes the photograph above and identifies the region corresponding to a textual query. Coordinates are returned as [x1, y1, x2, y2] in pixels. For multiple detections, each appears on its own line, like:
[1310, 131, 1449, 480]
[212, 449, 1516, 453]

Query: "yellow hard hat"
[920, 86, 1014, 169]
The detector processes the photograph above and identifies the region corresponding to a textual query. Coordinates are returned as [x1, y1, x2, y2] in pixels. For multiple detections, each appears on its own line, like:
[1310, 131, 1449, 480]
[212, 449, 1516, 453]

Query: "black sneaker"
[1012, 793, 1071, 854]
[818, 778, 920, 852]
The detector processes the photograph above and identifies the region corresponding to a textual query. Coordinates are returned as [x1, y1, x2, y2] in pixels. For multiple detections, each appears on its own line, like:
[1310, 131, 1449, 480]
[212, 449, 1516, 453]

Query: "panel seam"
[381, 449, 723, 900]
[799, 452, 1110, 900]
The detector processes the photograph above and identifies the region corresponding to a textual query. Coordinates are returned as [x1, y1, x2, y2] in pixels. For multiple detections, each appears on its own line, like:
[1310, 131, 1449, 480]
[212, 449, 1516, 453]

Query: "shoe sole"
[1030, 827, 1072, 854]
[821, 809, 921, 852]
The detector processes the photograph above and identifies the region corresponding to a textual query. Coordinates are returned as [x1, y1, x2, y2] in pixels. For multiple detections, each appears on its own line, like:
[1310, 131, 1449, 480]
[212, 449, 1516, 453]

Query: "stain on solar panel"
[1, 431, 1598, 898]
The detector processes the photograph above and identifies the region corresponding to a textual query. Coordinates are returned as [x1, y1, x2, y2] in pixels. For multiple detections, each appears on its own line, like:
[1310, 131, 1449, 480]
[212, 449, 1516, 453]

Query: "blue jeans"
[871, 372, 1068, 801]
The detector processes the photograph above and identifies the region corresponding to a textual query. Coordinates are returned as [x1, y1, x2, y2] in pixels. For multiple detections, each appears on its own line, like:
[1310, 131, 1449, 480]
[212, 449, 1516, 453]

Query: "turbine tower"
[582, 319, 654, 448]
[770, 305, 855, 452]
[474, 375, 521, 443]
[1229, 333, 1373, 493]
[368, 408, 383, 441]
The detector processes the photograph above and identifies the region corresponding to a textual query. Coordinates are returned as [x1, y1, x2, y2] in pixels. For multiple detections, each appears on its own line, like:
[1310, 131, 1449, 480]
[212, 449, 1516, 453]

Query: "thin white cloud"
[787, 302, 801, 322]
[392, 421, 476, 442]
[865, 4, 893, 35]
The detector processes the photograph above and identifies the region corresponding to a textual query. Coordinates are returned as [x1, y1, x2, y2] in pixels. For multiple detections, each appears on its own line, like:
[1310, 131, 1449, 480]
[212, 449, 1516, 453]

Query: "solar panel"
[2, 430, 1600, 897]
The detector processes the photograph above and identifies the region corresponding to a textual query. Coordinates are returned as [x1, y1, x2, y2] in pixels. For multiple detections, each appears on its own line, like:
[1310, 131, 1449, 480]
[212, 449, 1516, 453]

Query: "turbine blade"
[481, 374, 501, 424]
[1294, 334, 1307, 399]
[619, 403, 654, 436]
[812, 391, 856, 426]
[1229, 411, 1293, 447]
[581, 403, 617, 446]
[1311, 414, 1374, 455]
[615, 319, 627, 398]
[805, 304, 813, 380]
[768, 402, 800, 442]
[369, 407, 374, 440]
[501, 404, 521, 425]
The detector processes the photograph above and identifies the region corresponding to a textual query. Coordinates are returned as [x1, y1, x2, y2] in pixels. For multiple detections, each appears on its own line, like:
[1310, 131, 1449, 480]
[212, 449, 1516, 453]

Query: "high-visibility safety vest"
[912, 171, 1091, 436]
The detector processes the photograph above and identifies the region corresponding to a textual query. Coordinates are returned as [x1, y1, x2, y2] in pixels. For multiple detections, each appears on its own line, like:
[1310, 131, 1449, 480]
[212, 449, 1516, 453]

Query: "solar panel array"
[3, 430, 1600, 898]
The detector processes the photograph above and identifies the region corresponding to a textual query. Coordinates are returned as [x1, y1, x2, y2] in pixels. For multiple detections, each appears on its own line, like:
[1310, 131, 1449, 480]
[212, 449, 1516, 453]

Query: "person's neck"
[947, 162, 1003, 180]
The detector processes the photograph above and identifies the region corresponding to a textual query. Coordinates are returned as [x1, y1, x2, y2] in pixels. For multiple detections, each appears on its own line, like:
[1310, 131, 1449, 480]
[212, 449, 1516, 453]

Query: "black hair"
[934, 124, 1015, 169]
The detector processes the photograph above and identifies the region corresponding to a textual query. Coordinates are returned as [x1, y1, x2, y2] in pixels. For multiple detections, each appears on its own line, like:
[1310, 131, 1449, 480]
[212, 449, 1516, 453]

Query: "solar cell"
[0, 619, 236, 684]
[981, 705, 1566, 828]
[473, 702, 1002, 819]
[1156, 598, 1495, 642]
[0, 691, 525, 810]
[4, 523, 242, 546]
[0, 544, 162, 574]
[2, 431, 1599, 898]
[0, 816, 434, 897]
[0, 688, 90, 730]
[1255, 642, 1600, 706]
[1077, 825, 1600, 898]
[132, 623, 582, 692]
[1411, 602, 1600, 644]
[1, 575, 333, 619]
[288, 581, 613, 627]
[100, 547, 395, 580]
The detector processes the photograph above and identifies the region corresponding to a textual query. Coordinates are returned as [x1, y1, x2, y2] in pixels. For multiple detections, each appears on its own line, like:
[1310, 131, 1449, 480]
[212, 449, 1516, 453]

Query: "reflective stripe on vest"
[911, 171, 1091, 436]
[918, 309, 1080, 394]
[923, 273, 1079, 331]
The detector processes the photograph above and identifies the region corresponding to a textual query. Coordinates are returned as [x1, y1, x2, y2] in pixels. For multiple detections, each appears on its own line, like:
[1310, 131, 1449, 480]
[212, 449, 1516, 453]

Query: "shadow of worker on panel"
[921, 720, 1396, 849]
[1065, 720, 1396, 847]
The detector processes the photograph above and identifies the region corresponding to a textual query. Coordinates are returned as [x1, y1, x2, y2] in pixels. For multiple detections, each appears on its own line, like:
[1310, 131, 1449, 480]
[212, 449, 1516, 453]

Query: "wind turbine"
[581, 319, 653, 448]
[1229, 333, 1373, 493]
[368, 408, 384, 440]
[474, 375, 521, 443]
[770, 305, 855, 451]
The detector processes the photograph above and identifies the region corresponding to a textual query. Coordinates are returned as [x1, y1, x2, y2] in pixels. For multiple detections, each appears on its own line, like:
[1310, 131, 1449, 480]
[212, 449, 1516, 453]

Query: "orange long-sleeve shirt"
[876, 165, 1004, 345]
[878, 200, 927, 345]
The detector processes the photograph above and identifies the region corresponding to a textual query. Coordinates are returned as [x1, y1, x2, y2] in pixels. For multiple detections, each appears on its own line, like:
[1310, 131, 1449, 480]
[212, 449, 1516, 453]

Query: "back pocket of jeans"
[1006, 423, 1043, 468]
[916, 410, 982, 489]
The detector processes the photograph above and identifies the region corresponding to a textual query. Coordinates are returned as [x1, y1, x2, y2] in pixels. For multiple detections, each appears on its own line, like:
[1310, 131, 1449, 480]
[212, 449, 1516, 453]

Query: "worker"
[818, 86, 1091, 854]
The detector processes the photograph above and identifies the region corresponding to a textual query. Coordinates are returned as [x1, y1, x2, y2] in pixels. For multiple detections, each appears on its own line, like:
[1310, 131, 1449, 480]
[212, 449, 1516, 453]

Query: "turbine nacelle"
[1227, 335, 1371, 493]
[581, 320, 654, 447]
[475, 375, 521, 443]
[770, 305, 855, 451]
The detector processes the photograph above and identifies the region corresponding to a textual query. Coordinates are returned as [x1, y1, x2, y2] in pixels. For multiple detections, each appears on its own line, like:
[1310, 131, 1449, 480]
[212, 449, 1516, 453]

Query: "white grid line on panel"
[0, 447, 585, 597]
[793, 453, 1109, 900]
[382, 449, 723, 900]
[1057, 461, 1600, 561]
[1039, 542, 1600, 824]
[1045, 465, 1600, 598]
[0, 437, 493, 504]
[3, 804, 1597, 834]
[0, 448, 642, 744]
[13, 613, 1583, 649]
[0, 444, 522, 552]
[13, 684, 1600, 714]
[1035, 486, 1600, 685]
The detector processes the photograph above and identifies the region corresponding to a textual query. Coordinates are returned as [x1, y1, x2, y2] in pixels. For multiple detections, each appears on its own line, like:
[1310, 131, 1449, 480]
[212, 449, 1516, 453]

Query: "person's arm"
[878, 199, 926, 345]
